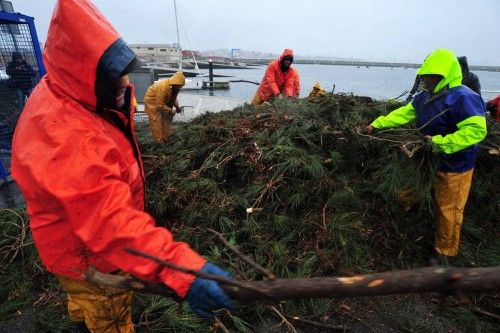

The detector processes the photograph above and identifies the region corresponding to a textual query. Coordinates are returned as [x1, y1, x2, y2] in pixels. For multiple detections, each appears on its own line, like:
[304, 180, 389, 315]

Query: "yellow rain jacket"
[308, 82, 327, 102]
[144, 71, 185, 142]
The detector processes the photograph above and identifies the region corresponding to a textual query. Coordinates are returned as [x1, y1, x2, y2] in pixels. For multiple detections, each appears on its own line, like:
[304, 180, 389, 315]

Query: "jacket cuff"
[158, 246, 207, 298]
[371, 118, 383, 129]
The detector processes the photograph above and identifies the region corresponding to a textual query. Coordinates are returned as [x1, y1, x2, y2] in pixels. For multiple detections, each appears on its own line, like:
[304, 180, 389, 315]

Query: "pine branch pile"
[137, 94, 498, 274]
[134, 94, 499, 331]
[0, 94, 498, 332]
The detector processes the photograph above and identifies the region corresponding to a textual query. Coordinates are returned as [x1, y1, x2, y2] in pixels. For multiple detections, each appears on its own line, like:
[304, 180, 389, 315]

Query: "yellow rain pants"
[56, 274, 134, 333]
[144, 71, 185, 143]
[251, 92, 263, 106]
[434, 169, 474, 256]
[144, 103, 174, 143]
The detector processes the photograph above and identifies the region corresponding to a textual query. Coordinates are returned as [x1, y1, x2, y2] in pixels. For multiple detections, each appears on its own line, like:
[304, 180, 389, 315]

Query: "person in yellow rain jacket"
[308, 82, 327, 102]
[364, 49, 487, 260]
[144, 71, 185, 142]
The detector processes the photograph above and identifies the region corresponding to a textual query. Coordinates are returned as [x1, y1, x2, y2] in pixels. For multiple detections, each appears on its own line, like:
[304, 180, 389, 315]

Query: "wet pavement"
[135, 92, 245, 122]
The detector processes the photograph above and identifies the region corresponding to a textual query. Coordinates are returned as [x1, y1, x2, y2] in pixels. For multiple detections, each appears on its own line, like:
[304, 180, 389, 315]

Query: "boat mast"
[174, 0, 182, 70]
[172, 0, 202, 75]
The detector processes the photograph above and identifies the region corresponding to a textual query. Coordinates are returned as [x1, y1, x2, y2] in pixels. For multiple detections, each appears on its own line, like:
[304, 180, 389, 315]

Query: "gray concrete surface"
[135, 92, 245, 122]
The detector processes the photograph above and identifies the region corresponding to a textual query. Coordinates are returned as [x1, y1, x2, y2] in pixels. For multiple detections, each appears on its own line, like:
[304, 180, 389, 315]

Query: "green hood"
[417, 48, 462, 93]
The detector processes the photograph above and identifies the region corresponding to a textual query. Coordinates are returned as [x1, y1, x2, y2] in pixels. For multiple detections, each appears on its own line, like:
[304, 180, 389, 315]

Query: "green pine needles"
[1, 93, 498, 332]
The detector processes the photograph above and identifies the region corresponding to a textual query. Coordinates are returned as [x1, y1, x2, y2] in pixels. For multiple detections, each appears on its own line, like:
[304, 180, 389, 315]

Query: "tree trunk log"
[87, 266, 500, 302]
[223, 266, 500, 301]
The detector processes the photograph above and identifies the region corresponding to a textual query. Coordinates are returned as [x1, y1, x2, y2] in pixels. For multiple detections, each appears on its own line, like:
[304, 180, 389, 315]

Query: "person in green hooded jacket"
[364, 48, 487, 261]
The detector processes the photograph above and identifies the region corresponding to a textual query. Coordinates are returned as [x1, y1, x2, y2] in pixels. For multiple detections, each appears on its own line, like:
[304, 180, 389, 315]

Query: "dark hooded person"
[11, 1, 233, 331]
[6, 52, 35, 108]
[457, 56, 481, 96]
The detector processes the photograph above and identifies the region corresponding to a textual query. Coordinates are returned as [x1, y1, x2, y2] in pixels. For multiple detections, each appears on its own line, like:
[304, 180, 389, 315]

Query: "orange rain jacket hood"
[256, 48, 297, 101]
[11, 0, 205, 298]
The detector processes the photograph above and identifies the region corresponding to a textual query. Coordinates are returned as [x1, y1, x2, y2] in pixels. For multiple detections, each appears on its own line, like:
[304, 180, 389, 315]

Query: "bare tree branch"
[87, 264, 500, 302]
[208, 229, 275, 280]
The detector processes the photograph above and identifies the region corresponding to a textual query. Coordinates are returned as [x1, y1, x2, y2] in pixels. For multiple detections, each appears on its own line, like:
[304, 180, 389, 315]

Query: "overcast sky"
[12, 0, 500, 65]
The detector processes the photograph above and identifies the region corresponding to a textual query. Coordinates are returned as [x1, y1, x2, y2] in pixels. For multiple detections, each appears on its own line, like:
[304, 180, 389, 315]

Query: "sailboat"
[172, 0, 206, 90]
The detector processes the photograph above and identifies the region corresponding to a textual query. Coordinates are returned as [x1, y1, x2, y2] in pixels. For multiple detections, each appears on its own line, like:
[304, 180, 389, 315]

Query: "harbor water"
[188, 64, 500, 103]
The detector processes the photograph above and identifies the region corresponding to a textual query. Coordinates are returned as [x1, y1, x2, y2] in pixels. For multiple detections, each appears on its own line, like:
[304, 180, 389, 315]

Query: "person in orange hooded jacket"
[11, 1, 233, 332]
[251, 49, 299, 105]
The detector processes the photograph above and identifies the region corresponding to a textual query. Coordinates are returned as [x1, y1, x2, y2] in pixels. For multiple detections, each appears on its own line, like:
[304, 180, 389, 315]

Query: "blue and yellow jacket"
[371, 49, 487, 172]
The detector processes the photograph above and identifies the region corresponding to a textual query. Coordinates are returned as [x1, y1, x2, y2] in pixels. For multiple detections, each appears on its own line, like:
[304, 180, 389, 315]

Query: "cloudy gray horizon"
[12, 0, 500, 66]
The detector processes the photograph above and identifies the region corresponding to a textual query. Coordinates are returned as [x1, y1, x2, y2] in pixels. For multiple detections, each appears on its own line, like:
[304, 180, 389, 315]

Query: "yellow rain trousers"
[251, 92, 263, 106]
[56, 274, 134, 333]
[144, 71, 185, 143]
[434, 169, 474, 256]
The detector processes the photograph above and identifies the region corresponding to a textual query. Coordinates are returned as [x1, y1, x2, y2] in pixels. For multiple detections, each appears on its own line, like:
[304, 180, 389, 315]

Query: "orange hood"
[44, 0, 137, 110]
[279, 48, 294, 62]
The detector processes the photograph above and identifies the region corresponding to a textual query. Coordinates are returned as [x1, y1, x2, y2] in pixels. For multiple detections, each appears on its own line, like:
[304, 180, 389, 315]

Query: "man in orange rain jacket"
[251, 48, 299, 105]
[11, 1, 233, 332]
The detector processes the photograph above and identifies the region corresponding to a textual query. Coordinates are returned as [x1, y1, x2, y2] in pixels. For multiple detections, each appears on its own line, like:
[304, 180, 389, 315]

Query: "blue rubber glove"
[186, 262, 235, 320]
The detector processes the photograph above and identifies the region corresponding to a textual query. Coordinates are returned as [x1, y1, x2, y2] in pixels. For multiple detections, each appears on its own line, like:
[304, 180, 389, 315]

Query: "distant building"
[129, 44, 182, 64]
[181, 50, 200, 59]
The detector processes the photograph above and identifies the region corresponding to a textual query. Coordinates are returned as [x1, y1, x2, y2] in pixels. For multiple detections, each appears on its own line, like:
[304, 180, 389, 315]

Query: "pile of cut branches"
[132, 94, 499, 331]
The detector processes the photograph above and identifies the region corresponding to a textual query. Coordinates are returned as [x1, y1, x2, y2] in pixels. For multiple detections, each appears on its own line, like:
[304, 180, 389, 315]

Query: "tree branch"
[208, 229, 275, 280]
[87, 264, 500, 302]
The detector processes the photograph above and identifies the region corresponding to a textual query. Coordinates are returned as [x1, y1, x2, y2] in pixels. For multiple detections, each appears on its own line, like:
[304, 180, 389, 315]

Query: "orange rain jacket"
[11, 0, 205, 298]
[256, 49, 297, 101]
[488, 96, 500, 121]
[292, 68, 300, 98]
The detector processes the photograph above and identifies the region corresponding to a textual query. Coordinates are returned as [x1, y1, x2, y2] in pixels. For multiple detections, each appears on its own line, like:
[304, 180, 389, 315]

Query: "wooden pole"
[87, 266, 500, 302]
[208, 59, 214, 91]
[223, 266, 500, 301]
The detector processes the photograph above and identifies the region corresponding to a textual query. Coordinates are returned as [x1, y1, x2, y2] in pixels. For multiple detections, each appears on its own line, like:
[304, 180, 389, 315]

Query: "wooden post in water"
[208, 59, 214, 92]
